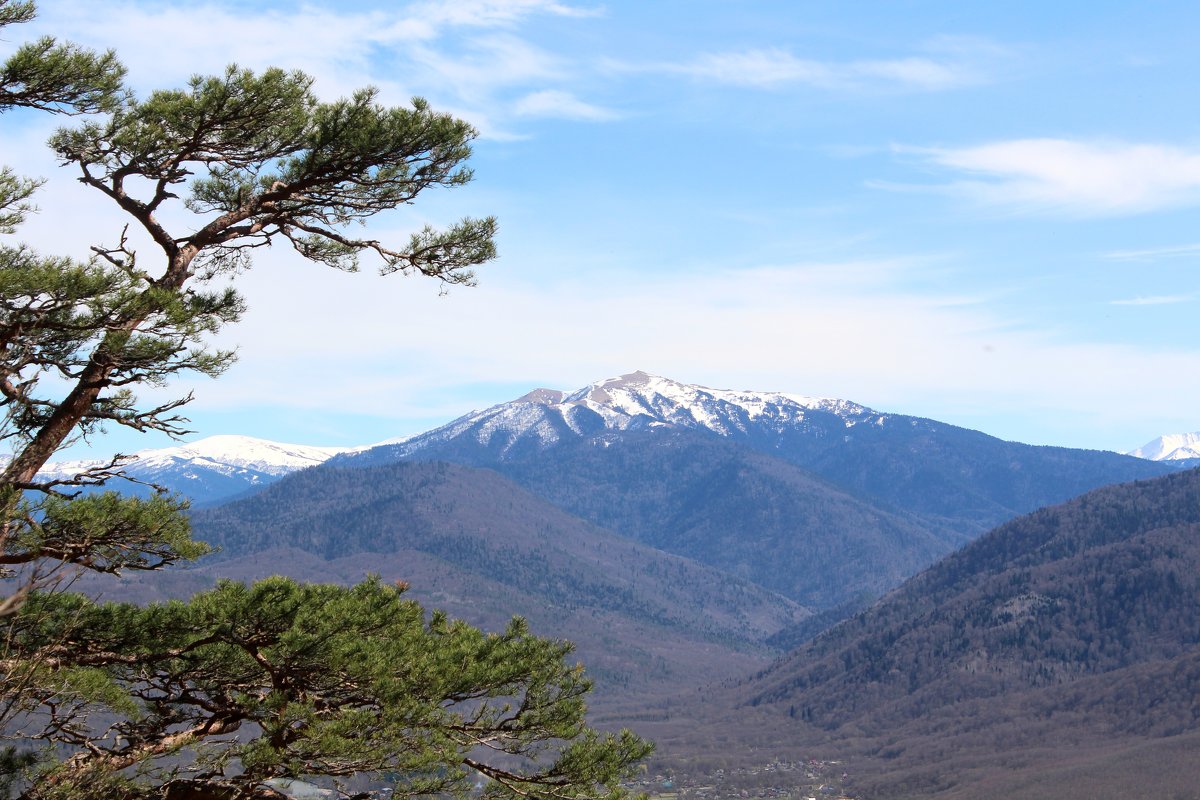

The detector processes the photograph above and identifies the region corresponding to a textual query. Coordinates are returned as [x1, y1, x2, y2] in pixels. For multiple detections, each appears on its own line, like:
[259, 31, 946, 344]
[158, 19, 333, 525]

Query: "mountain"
[168, 459, 809, 706]
[641, 468, 1200, 799]
[40, 435, 369, 505]
[338, 370, 879, 465]
[339, 371, 1175, 535]
[331, 372, 1173, 614]
[1129, 431, 1200, 462]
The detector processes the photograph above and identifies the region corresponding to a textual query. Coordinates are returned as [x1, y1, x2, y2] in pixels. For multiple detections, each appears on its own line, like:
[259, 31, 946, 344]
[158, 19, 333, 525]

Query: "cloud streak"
[675, 49, 978, 91]
[409, 0, 604, 27]
[1109, 295, 1192, 306]
[639, 36, 1009, 93]
[1104, 242, 1200, 261]
[893, 139, 1200, 216]
[513, 89, 618, 120]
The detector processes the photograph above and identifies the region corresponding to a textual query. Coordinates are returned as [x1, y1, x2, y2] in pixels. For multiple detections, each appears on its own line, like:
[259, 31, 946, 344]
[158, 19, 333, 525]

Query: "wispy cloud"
[1104, 242, 1200, 261]
[675, 50, 836, 87]
[663, 50, 977, 91]
[23, 0, 607, 138]
[28, 2, 403, 91]
[410, 0, 604, 27]
[892, 139, 1200, 216]
[513, 89, 618, 120]
[1109, 295, 1192, 306]
[642, 37, 1008, 92]
[406, 34, 566, 97]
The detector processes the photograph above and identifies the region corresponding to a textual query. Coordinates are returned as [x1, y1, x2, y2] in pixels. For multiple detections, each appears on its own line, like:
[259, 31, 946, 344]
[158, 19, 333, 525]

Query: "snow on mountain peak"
[43, 435, 368, 480]
[1128, 432, 1200, 461]
[134, 435, 366, 474]
[561, 371, 867, 433]
[376, 371, 877, 461]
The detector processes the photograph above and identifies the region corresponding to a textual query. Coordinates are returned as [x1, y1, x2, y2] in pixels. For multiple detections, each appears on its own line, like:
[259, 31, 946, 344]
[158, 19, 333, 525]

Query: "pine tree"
[0, 0, 191, 615]
[1, 5, 649, 798]
[0, 1, 495, 606]
[6, 577, 652, 800]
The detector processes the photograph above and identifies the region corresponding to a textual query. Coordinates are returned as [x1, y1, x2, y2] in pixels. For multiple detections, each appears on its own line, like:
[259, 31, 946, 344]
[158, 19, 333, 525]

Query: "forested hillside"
[642, 468, 1200, 799]
[495, 429, 961, 608]
[174, 460, 809, 703]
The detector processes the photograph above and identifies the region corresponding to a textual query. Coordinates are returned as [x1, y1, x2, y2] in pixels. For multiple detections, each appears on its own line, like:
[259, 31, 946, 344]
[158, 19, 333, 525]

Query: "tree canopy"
[0, 0, 176, 614]
[5, 61, 496, 489]
[0, 5, 649, 799]
[5, 577, 652, 800]
[0, 0, 496, 597]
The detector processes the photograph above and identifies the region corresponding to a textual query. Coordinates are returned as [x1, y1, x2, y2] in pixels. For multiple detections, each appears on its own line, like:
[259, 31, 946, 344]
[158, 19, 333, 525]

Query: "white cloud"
[1104, 242, 1200, 261]
[410, 0, 603, 27]
[649, 38, 998, 92]
[24, 2, 395, 95]
[513, 89, 617, 120]
[1109, 295, 1192, 306]
[17, 0, 601, 138]
[850, 57, 970, 90]
[895, 139, 1200, 216]
[679, 50, 836, 87]
[405, 34, 565, 99]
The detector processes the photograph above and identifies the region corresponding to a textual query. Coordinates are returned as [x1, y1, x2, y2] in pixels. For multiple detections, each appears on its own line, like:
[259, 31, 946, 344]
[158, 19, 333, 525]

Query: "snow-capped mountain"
[1128, 432, 1200, 461]
[41, 435, 370, 505]
[48, 435, 359, 478]
[355, 370, 884, 462]
[338, 370, 1173, 538]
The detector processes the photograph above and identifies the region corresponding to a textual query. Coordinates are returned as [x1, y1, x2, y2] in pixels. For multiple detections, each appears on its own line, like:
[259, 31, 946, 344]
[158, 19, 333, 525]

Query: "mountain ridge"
[35, 373, 1183, 511]
[338, 371, 1175, 537]
[345, 370, 882, 464]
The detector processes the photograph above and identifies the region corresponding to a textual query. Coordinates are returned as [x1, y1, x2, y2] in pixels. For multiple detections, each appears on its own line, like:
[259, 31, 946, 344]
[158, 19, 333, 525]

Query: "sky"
[5, 0, 1200, 460]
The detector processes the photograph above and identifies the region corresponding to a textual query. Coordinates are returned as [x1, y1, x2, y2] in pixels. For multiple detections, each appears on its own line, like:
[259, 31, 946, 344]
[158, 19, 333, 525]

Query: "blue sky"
[6, 0, 1200, 459]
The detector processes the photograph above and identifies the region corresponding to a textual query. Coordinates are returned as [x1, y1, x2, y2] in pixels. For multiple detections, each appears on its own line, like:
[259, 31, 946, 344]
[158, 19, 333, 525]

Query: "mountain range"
[181, 458, 810, 699]
[45, 371, 1188, 514]
[48, 372, 1200, 795]
[54, 373, 1181, 617]
[330, 372, 1174, 602]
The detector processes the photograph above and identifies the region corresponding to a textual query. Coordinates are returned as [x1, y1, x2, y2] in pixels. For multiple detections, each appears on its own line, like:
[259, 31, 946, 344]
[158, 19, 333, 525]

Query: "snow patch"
[41, 434, 370, 480]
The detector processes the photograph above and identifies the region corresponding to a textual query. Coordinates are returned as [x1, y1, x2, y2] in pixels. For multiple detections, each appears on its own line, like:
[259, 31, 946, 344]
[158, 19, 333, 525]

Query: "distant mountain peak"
[575, 371, 655, 404]
[353, 372, 878, 463]
[1128, 431, 1200, 461]
[40, 435, 376, 505]
[53, 434, 365, 476]
[560, 371, 867, 425]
